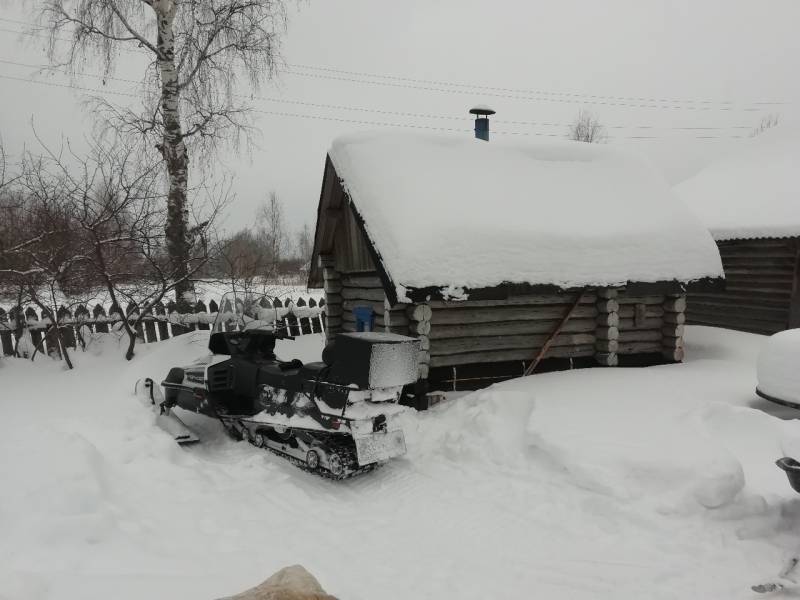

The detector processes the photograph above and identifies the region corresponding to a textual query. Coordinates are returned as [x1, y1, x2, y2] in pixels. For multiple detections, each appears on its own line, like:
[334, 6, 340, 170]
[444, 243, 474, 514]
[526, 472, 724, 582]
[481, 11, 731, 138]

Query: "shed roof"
[674, 128, 800, 241]
[318, 132, 723, 302]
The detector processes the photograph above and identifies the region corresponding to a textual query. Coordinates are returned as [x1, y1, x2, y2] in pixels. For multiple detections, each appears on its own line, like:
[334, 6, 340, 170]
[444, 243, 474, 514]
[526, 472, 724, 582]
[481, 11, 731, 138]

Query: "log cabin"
[676, 129, 800, 335]
[308, 131, 723, 402]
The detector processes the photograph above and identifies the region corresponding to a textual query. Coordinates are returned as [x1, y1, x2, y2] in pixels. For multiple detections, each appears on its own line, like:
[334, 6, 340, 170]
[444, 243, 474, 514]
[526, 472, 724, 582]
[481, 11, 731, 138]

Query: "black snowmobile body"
[140, 294, 421, 479]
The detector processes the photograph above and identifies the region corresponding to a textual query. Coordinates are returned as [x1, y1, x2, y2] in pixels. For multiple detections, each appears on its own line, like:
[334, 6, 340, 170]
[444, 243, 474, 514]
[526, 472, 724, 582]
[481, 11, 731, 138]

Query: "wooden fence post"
[154, 302, 169, 341]
[26, 307, 43, 353]
[195, 301, 210, 330]
[167, 301, 187, 336]
[0, 308, 13, 356]
[93, 304, 109, 333]
[41, 308, 61, 359]
[57, 306, 76, 349]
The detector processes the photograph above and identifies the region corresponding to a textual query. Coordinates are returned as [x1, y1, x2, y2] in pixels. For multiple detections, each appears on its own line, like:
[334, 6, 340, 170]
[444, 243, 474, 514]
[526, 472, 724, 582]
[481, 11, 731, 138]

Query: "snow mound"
[329, 131, 723, 298]
[675, 127, 800, 241]
[757, 329, 800, 406]
[525, 393, 751, 512]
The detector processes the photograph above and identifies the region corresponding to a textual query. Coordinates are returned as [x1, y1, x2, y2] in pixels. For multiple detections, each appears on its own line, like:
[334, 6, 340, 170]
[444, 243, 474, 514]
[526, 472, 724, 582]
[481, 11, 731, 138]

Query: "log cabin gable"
[308, 157, 398, 304]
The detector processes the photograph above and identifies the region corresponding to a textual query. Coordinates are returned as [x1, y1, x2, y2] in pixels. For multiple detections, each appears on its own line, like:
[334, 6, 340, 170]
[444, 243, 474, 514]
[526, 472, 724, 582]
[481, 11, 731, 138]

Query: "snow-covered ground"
[2, 326, 800, 600]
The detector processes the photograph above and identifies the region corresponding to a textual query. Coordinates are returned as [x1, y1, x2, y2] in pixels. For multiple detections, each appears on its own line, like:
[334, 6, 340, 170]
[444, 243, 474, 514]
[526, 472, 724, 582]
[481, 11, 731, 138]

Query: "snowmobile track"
[223, 418, 381, 480]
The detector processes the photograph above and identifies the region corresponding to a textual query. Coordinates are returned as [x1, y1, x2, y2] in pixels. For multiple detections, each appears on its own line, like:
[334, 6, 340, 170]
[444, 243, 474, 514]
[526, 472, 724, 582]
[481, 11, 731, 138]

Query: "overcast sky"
[1, 0, 799, 236]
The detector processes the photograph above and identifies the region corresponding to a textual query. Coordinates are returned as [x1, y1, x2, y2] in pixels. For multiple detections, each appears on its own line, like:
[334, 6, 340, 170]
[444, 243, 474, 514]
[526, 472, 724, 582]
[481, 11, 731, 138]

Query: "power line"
[0, 17, 790, 111]
[0, 58, 759, 133]
[283, 68, 765, 112]
[0, 71, 748, 140]
[287, 62, 788, 108]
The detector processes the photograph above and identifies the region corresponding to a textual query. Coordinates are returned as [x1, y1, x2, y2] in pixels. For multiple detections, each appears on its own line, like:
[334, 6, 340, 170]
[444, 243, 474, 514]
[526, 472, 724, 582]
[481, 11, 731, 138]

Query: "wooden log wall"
[320, 255, 343, 341]
[427, 293, 598, 369]
[595, 288, 619, 366]
[615, 292, 667, 355]
[406, 303, 431, 379]
[338, 270, 410, 336]
[687, 238, 800, 335]
[662, 295, 686, 362]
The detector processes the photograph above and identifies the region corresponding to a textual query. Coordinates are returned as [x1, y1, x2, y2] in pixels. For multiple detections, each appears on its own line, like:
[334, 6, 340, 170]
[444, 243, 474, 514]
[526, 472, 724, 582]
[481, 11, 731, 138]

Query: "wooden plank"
[617, 295, 665, 305]
[429, 345, 596, 368]
[688, 302, 788, 320]
[790, 247, 800, 328]
[431, 305, 598, 325]
[690, 292, 791, 309]
[617, 341, 663, 354]
[343, 300, 385, 315]
[430, 333, 596, 356]
[428, 294, 597, 308]
[341, 287, 386, 303]
[428, 318, 597, 340]
[340, 272, 383, 288]
[617, 306, 664, 318]
[618, 330, 662, 343]
[617, 317, 663, 331]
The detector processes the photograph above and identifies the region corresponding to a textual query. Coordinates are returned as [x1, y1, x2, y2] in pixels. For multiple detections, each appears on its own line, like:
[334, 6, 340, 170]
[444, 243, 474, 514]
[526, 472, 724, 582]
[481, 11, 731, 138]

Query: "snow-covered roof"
[327, 132, 723, 300]
[674, 128, 800, 241]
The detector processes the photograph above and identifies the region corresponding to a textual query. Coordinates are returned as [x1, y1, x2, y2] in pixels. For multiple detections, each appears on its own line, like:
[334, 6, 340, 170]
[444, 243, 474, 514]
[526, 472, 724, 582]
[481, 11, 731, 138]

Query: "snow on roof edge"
[328, 131, 724, 296]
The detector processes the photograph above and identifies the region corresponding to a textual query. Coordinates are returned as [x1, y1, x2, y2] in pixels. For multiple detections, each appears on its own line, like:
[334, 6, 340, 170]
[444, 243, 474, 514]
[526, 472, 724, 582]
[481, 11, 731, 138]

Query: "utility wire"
[0, 58, 756, 133]
[282, 69, 762, 112]
[0, 72, 747, 139]
[0, 17, 789, 111]
[287, 62, 789, 107]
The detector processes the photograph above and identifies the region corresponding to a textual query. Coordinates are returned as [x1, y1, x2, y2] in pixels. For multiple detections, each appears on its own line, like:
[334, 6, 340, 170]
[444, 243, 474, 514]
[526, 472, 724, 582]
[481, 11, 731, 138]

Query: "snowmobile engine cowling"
[327, 332, 421, 389]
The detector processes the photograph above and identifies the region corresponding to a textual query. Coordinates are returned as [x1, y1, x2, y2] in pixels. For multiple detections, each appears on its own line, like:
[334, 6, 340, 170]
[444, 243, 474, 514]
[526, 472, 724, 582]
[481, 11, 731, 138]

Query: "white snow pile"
[757, 328, 800, 405]
[674, 127, 800, 241]
[4, 325, 800, 599]
[328, 131, 723, 299]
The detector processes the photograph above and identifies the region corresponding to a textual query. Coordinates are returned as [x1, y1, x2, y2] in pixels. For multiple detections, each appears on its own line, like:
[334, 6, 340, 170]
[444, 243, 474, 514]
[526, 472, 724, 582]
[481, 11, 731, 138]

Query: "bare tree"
[751, 113, 780, 137]
[567, 109, 608, 143]
[211, 228, 271, 298]
[40, 0, 287, 308]
[295, 221, 313, 265]
[257, 191, 285, 273]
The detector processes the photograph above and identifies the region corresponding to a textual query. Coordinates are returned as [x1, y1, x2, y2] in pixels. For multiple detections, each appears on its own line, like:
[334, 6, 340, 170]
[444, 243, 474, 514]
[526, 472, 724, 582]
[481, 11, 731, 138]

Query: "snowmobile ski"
[135, 377, 199, 444]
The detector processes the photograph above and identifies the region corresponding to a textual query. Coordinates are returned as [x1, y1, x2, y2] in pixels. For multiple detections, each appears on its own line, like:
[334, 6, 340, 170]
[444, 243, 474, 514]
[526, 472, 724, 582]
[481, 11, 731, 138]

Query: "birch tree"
[40, 0, 287, 307]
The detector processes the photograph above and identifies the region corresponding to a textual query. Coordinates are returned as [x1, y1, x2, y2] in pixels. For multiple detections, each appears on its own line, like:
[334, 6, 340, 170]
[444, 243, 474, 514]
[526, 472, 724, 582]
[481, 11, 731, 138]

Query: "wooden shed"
[676, 129, 800, 334]
[309, 132, 723, 399]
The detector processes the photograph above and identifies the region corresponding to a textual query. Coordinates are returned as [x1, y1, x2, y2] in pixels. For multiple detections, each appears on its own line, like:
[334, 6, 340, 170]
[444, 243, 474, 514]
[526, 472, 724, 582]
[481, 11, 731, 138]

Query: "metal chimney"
[469, 105, 496, 141]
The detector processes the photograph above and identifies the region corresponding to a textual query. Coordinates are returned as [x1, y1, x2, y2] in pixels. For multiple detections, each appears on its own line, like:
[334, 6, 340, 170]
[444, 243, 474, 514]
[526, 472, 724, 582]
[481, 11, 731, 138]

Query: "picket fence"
[0, 295, 327, 357]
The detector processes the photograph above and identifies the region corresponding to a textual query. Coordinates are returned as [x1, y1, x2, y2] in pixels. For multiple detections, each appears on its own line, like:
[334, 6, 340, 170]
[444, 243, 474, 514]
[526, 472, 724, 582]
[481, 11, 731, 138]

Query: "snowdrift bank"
[2, 326, 800, 600]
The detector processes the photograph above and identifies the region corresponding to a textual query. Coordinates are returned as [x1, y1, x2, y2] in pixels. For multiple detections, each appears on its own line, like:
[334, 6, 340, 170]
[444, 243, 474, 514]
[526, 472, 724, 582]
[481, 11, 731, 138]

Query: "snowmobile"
[135, 293, 421, 479]
[752, 457, 800, 593]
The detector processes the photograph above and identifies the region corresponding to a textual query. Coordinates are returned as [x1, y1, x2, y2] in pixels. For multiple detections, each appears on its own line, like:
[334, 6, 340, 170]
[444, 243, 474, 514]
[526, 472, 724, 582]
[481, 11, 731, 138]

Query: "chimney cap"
[469, 105, 496, 116]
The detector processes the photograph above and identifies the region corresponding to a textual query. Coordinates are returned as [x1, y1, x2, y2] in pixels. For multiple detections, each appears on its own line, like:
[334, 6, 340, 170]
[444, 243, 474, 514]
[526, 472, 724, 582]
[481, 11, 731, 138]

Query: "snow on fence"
[0, 295, 327, 357]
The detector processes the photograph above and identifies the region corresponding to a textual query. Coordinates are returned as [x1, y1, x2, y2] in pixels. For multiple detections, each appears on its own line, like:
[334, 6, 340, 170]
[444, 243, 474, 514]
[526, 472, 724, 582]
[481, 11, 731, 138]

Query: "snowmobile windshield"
[212, 293, 283, 334]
